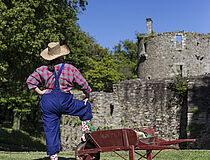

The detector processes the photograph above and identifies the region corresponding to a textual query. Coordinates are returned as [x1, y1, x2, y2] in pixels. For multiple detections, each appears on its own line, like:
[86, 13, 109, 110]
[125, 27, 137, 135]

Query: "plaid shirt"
[26, 63, 91, 94]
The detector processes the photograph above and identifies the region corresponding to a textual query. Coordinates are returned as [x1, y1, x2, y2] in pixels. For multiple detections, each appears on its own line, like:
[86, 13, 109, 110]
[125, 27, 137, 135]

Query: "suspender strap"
[53, 63, 65, 89]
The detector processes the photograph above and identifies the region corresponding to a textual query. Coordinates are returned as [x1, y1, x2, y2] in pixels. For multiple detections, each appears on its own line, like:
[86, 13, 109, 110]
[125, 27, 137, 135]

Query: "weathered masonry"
[61, 78, 184, 150]
[138, 19, 210, 80]
[61, 75, 210, 150]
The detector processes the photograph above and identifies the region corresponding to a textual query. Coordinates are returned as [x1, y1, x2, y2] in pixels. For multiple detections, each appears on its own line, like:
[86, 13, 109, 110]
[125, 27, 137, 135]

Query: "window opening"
[176, 35, 182, 42]
[146, 75, 151, 80]
[176, 65, 183, 77]
[144, 43, 147, 53]
[110, 104, 114, 116]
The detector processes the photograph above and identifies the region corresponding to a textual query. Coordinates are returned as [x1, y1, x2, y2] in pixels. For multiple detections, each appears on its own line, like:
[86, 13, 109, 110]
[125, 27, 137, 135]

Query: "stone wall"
[61, 75, 210, 150]
[60, 91, 120, 150]
[113, 78, 185, 140]
[61, 78, 189, 150]
[137, 32, 210, 80]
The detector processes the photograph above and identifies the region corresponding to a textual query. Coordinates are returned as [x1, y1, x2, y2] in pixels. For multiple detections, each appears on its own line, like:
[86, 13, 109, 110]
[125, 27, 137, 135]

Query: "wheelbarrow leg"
[147, 150, 152, 160]
[129, 145, 135, 160]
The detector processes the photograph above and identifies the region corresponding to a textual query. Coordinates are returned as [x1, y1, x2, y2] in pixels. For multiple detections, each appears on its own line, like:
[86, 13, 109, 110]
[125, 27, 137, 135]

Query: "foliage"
[171, 74, 189, 96]
[84, 51, 125, 92]
[113, 40, 138, 79]
[191, 106, 199, 114]
[97, 126, 115, 130]
[0, 0, 139, 142]
[114, 40, 138, 62]
[121, 117, 125, 126]
[74, 39, 138, 92]
[0, 0, 89, 130]
[0, 0, 90, 80]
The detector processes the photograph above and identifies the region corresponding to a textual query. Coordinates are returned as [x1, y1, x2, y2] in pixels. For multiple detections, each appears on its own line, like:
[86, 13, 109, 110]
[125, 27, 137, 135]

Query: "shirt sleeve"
[73, 66, 92, 93]
[26, 69, 42, 89]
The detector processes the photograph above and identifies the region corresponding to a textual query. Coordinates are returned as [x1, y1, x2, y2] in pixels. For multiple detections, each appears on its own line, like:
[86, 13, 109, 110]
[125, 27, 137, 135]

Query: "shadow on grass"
[35, 157, 75, 160]
[0, 127, 46, 152]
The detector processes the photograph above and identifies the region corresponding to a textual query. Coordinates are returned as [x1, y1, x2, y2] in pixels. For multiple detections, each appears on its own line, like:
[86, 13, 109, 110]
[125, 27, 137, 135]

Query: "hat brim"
[40, 45, 70, 60]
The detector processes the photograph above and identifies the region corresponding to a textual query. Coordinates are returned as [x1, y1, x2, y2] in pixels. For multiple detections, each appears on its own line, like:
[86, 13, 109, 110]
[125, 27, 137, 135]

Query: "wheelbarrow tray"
[76, 127, 195, 160]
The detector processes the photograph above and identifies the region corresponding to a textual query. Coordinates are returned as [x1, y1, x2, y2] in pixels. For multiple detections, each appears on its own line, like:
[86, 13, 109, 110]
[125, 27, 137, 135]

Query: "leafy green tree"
[0, 0, 139, 133]
[113, 40, 138, 79]
[84, 48, 125, 92]
[0, 0, 88, 130]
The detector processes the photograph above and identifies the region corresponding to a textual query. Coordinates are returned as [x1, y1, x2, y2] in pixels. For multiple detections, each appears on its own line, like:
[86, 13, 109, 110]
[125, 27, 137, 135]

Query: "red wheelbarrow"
[75, 127, 195, 160]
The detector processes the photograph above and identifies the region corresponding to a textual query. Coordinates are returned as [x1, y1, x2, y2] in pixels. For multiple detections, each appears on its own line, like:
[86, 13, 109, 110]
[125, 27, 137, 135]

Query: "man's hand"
[35, 87, 47, 95]
[83, 91, 90, 105]
[83, 98, 88, 105]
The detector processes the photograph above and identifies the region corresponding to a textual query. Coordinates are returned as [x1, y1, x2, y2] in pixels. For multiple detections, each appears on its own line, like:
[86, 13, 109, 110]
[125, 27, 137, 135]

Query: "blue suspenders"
[53, 63, 65, 90]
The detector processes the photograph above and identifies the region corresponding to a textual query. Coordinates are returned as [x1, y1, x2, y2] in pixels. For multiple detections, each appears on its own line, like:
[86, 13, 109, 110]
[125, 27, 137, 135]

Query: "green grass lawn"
[0, 150, 210, 160]
[1, 127, 210, 160]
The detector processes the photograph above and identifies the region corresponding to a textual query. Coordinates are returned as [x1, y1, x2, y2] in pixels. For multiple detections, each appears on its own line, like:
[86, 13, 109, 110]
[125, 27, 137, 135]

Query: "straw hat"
[40, 42, 70, 60]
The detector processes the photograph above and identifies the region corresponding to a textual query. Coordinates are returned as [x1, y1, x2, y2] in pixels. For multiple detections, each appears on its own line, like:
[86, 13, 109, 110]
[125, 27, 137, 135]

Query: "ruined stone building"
[138, 18, 210, 80]
[61, 19, 210, 150]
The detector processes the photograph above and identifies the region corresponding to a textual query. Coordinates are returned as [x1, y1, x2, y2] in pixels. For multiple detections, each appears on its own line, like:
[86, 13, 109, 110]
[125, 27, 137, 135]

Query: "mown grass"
[0, 150, 210, 160]
[1, 127, 210, 159]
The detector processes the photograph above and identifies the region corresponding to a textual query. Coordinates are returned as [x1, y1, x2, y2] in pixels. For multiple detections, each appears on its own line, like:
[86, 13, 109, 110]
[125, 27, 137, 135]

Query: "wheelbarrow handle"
[158, 139, 196, 145]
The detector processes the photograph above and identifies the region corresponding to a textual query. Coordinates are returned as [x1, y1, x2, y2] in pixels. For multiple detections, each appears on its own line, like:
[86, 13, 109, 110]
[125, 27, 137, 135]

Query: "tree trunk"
[12, 111, 21, 131]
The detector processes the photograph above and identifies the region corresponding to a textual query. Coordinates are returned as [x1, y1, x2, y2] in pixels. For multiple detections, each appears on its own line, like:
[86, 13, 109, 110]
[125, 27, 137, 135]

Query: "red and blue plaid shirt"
[26, 63, 91, 94]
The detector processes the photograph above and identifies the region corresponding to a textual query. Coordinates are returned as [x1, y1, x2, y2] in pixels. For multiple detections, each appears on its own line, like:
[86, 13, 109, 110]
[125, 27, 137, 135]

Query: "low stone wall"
[60, 91, 119, 150]
[61, 75, 210, 150]
[61, 78, 188, 150]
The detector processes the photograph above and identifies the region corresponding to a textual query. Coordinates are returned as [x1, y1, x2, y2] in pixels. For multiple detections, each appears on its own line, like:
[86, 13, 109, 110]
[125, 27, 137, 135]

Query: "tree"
[0, 0, 139, 133]
[0, 0, 89, 130]
[84, 47, 125, 92]
[113, 40, 138, 79]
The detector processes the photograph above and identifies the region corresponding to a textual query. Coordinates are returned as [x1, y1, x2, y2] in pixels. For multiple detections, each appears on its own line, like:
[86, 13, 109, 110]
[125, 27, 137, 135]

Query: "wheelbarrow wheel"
[75, 141, 100, 160]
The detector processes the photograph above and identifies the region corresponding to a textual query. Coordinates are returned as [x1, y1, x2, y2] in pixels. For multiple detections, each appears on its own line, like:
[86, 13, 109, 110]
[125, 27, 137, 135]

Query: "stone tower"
[137, 19, 210, 80]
